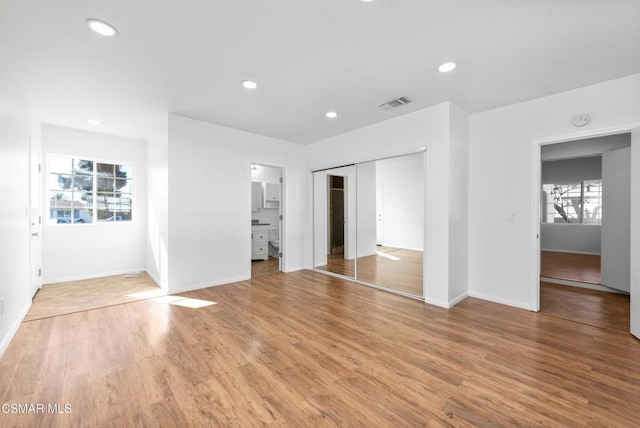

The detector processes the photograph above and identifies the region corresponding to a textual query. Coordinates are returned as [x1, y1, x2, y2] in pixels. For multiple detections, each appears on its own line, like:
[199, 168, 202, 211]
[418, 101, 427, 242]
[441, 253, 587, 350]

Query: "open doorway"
[537, 133, 631, 333]
[328, 175, 345, 256]
[251, 163, 284, 278]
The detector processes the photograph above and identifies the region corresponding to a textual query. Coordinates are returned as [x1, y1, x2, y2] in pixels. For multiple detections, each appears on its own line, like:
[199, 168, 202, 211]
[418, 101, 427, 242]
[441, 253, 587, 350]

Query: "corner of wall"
[447, 103, 470, 301]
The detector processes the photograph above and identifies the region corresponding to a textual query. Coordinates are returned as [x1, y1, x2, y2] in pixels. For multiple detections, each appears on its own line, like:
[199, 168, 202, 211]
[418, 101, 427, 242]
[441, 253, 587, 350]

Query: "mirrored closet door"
[313, 151, 425, 298]
[313, 165, 357, 279]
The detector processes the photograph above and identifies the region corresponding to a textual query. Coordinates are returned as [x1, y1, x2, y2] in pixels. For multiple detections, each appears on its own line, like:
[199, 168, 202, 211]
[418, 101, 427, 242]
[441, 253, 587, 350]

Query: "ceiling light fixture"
[357, 0, 376, 3]
[438, 62, 457, 73]
[242, 80, 258, 89]
[325, 111, 338, 119]
[86, 19, 118, 37]
[87, 119, 100, 126]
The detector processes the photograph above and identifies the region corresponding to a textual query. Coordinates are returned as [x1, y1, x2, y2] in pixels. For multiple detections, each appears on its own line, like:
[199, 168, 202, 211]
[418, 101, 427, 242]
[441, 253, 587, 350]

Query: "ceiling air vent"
[379, 96, 411, 111]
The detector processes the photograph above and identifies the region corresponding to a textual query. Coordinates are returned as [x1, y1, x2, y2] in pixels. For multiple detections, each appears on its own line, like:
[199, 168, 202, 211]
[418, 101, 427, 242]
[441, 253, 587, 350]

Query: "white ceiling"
[1, 0, 639, 144]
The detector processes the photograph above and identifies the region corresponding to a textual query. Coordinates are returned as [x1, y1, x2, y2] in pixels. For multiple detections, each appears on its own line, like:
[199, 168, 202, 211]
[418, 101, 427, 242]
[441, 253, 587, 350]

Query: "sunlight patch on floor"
[149, 295, 218, 308]
[376, 251, 401, 261]
[127, 289, 167, 299]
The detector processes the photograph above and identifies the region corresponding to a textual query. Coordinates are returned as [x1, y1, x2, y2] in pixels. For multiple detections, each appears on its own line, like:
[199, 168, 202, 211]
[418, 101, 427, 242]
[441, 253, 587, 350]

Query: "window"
[49, 156, 133, 224]
[542, 180, 602, 225]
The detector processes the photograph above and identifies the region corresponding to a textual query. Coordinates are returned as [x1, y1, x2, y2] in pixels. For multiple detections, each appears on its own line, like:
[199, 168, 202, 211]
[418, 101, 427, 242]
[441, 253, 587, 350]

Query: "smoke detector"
[379, 96, 411, 111]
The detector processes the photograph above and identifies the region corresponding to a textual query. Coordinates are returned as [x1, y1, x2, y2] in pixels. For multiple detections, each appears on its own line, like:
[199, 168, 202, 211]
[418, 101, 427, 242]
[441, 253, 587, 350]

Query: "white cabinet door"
[251, 182, 262, 212]
[263, 183, 280, 208]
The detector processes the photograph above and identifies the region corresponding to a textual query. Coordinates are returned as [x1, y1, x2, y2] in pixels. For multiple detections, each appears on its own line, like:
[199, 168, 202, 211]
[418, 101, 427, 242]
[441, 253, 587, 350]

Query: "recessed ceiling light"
[86, 19, 118, 37]
[242, 80, 258, 89]
[87, 119, 100, 126]
[438, 62, 457, 73]
[357, 0, 376, 3]
[325, 111, 338, 119]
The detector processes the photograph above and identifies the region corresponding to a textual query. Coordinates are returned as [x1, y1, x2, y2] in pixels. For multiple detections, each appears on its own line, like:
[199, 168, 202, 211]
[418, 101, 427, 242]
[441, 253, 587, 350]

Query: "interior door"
[30, 148, 42, 297]
[631, 127, 640, 340]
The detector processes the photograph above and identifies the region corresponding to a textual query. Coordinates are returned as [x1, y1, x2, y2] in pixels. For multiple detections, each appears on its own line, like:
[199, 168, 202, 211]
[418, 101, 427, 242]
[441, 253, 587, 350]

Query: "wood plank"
[541, 250, 601, 284]
[0, 270, 639, 426]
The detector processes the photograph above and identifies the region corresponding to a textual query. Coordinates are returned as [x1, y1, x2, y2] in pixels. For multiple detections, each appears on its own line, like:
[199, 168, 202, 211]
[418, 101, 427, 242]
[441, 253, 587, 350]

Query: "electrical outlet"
[1, 298, 4, 316]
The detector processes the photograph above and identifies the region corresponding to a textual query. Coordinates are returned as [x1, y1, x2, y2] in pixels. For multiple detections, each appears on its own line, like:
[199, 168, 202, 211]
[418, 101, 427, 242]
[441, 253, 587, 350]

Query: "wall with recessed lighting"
[0, 111, 35, 356]
[41, 125, 148, 283]
[468, 73, 640, 313]
[167, 115, 307, 294]
[307, 101, 469, 308]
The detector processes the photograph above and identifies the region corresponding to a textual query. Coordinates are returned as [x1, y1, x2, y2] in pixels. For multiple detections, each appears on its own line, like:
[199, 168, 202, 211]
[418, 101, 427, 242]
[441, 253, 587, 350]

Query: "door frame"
[530, 124, 640, 333]
[250, 163, 285, 273]
[29, 145, 42, 297]
[327, 175, 346, 256]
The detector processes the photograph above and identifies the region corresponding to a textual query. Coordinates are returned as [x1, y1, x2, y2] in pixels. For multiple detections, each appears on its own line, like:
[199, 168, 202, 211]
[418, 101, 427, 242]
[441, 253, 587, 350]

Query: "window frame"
[541, 180, 602, 225]
[47, 154, 135, 225]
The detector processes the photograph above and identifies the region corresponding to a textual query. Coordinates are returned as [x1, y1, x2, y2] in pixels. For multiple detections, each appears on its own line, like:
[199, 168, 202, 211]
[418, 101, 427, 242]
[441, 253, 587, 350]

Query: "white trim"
[531, 123, 640, 314]
[423, 297, 449, 309]
[540, 277, 628, 294]
[0, 300, 32, 358]
[541, 249, 600, 256]
[146, 269, 161, 287]
[43, 268, 147, 285]
[168, 275, 251, 294]
[533, 124, 640, 146]
[469, 290, 531, 311]
[284, 266, 305, 273]
[448, 292, 469, 308]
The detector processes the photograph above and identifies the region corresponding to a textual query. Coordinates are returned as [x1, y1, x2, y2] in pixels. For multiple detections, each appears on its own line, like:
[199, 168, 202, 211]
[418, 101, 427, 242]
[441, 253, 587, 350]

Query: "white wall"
[469, 73, 640, 310]
[375, 153, 424, 251]
[448, 103, 469, 302]
[307, 102, 464, 307]
[540, 225, 601, 254]
[146, 114, 169, 289]
[167, 114, 306, 293]
[0, 110, 34, 356]
[541, 156, 602, 183]
[41, 125, 147, 283]
[540, 133, 630, 161]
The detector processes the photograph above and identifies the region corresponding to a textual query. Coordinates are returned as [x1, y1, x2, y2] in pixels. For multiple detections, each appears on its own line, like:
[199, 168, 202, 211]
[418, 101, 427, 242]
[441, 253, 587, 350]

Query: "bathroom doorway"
[251, 163, 284, 278]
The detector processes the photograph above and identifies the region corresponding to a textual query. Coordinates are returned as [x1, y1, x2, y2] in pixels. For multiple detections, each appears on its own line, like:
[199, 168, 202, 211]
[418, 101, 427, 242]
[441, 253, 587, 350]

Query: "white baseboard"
[425, 292, 469, 309]
[0, 299, 32, 358]
[468, 290, 531, 311]
[43, 267, 147, 285]
[146, 269, 161, 287]
[284, 266, 305, 273]
[169, 275, 251, 295]
[541, 249, 601, 256]
[448, 292, 469, 308]
[540, 277, 628, 294]
[423, 297, 450, 309]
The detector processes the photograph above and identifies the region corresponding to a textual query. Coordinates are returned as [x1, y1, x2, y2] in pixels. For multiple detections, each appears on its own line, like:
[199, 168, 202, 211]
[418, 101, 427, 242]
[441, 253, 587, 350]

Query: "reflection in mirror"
[313, 165, 356, 279]
[356, 153, 424, 296]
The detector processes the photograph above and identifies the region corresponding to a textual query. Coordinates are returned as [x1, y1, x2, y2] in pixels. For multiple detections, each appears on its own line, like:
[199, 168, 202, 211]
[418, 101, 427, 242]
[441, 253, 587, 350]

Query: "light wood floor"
[316, 247, 423, 296]
[541, 250, 601, 284]
[26, 273, 161, 321]
[316, 253, 355, 277]
[2, 271, 640, 426]
[251, 257, 280, 278]
[540, 281, 630, 333]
